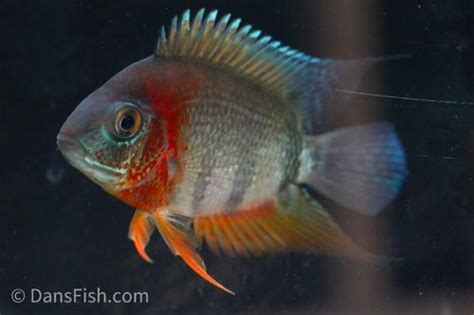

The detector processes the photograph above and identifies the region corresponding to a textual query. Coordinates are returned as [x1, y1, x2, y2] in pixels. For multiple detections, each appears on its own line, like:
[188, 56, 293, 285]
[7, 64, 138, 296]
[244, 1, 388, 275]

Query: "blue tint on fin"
[298, 123, 407, 215]
[156, 9, 408, 137]
[295, 56, 409, 135]
[155, 8, 361, 120]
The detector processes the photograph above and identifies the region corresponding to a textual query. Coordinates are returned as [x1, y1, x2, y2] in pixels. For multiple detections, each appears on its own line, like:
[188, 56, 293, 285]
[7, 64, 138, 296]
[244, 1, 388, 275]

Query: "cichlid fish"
[57, 9, 407, 294]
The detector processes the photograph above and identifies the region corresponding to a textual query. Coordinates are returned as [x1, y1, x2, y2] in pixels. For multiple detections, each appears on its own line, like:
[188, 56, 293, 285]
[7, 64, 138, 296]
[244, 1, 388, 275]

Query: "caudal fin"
[297, 122, 407, 215]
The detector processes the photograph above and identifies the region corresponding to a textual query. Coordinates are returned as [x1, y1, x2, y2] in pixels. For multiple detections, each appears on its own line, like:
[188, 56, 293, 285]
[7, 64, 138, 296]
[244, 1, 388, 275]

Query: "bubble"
[46, 165, 65, 184]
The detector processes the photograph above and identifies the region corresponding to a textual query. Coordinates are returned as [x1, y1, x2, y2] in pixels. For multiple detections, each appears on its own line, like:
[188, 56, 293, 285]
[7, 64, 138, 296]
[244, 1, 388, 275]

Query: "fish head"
[57, 70, 160, 192]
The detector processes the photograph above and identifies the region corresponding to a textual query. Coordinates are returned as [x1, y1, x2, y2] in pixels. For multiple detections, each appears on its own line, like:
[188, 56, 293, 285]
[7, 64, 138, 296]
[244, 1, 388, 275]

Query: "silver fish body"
[164, 60, 302, 216]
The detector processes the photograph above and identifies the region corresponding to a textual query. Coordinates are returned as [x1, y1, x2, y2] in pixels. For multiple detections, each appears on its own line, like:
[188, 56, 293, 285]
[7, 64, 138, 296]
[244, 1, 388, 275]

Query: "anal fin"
[152, 211, 235, 295]
[194, 185, 383, 261]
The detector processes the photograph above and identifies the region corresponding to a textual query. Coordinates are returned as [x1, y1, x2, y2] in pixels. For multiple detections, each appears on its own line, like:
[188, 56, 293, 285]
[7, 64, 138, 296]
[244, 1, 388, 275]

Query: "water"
[2, 0, 474, 314]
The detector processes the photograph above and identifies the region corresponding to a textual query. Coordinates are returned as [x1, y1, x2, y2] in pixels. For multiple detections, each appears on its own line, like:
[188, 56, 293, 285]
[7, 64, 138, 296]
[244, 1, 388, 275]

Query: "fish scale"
[171, 76, 301, 216]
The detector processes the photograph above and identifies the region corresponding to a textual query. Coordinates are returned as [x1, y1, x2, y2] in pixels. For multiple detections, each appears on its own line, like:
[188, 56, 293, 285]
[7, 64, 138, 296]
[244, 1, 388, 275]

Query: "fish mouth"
[57, 133, 125, 186]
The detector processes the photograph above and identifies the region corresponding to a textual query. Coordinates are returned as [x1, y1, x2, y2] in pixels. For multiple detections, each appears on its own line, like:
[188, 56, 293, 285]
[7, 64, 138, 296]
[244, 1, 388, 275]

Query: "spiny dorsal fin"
[155, 8, 319, 103]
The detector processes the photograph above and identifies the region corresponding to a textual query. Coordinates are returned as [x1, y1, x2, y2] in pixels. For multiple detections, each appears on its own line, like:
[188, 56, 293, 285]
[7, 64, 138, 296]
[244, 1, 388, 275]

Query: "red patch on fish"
[144, 79, 196, 158]
[114, 78, 199, 211]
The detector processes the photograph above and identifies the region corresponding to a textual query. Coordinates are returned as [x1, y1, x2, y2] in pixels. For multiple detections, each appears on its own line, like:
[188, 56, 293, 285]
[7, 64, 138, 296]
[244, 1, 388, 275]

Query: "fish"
[57, 8, 407, 294]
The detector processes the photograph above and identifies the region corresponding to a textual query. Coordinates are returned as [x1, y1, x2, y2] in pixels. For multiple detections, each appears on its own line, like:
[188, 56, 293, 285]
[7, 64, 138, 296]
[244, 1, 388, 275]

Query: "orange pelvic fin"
[128, 210, 155, 263]
[194, 185, 382, 261]
[152, 211, 235, 295]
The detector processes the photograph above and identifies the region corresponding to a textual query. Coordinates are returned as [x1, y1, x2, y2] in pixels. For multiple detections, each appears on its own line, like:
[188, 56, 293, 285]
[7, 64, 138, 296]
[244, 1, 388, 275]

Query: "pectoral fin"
[152, 211, 235, 295]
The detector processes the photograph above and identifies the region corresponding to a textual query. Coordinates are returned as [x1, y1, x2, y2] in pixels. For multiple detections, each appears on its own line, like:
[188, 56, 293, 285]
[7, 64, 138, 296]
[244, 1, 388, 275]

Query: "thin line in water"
[335, 89, 474, 106]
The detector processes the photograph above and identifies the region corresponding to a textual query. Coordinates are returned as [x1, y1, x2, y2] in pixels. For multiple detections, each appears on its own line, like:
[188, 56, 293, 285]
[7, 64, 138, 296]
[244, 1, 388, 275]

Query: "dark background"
[2, 0, 474, 314]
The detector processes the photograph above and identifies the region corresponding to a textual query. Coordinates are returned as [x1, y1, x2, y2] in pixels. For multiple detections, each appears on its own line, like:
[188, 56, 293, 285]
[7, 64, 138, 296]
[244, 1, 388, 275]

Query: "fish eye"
[109, 103, 142, 140]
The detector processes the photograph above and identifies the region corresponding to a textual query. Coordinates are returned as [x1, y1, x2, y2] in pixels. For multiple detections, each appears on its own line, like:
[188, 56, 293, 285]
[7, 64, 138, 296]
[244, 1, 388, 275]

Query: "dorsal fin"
[155, 9, 402, 134]
[155, 8, 318, 104]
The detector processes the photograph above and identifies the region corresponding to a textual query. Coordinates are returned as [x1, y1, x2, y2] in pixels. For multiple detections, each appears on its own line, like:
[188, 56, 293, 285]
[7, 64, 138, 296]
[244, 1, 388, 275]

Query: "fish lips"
[56, 133, 125, 187]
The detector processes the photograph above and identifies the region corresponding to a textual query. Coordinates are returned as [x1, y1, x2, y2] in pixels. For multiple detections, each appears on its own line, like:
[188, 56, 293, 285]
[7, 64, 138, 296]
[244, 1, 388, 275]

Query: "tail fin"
[297, 122, 407, 215]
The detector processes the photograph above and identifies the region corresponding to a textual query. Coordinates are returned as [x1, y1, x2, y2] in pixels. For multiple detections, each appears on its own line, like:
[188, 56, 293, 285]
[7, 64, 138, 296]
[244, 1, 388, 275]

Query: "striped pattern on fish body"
[163, 59, 302, 217]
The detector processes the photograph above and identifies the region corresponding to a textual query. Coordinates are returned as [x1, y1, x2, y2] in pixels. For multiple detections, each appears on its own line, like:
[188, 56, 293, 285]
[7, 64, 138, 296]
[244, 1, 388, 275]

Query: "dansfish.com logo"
[10, 287, 149, 304]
